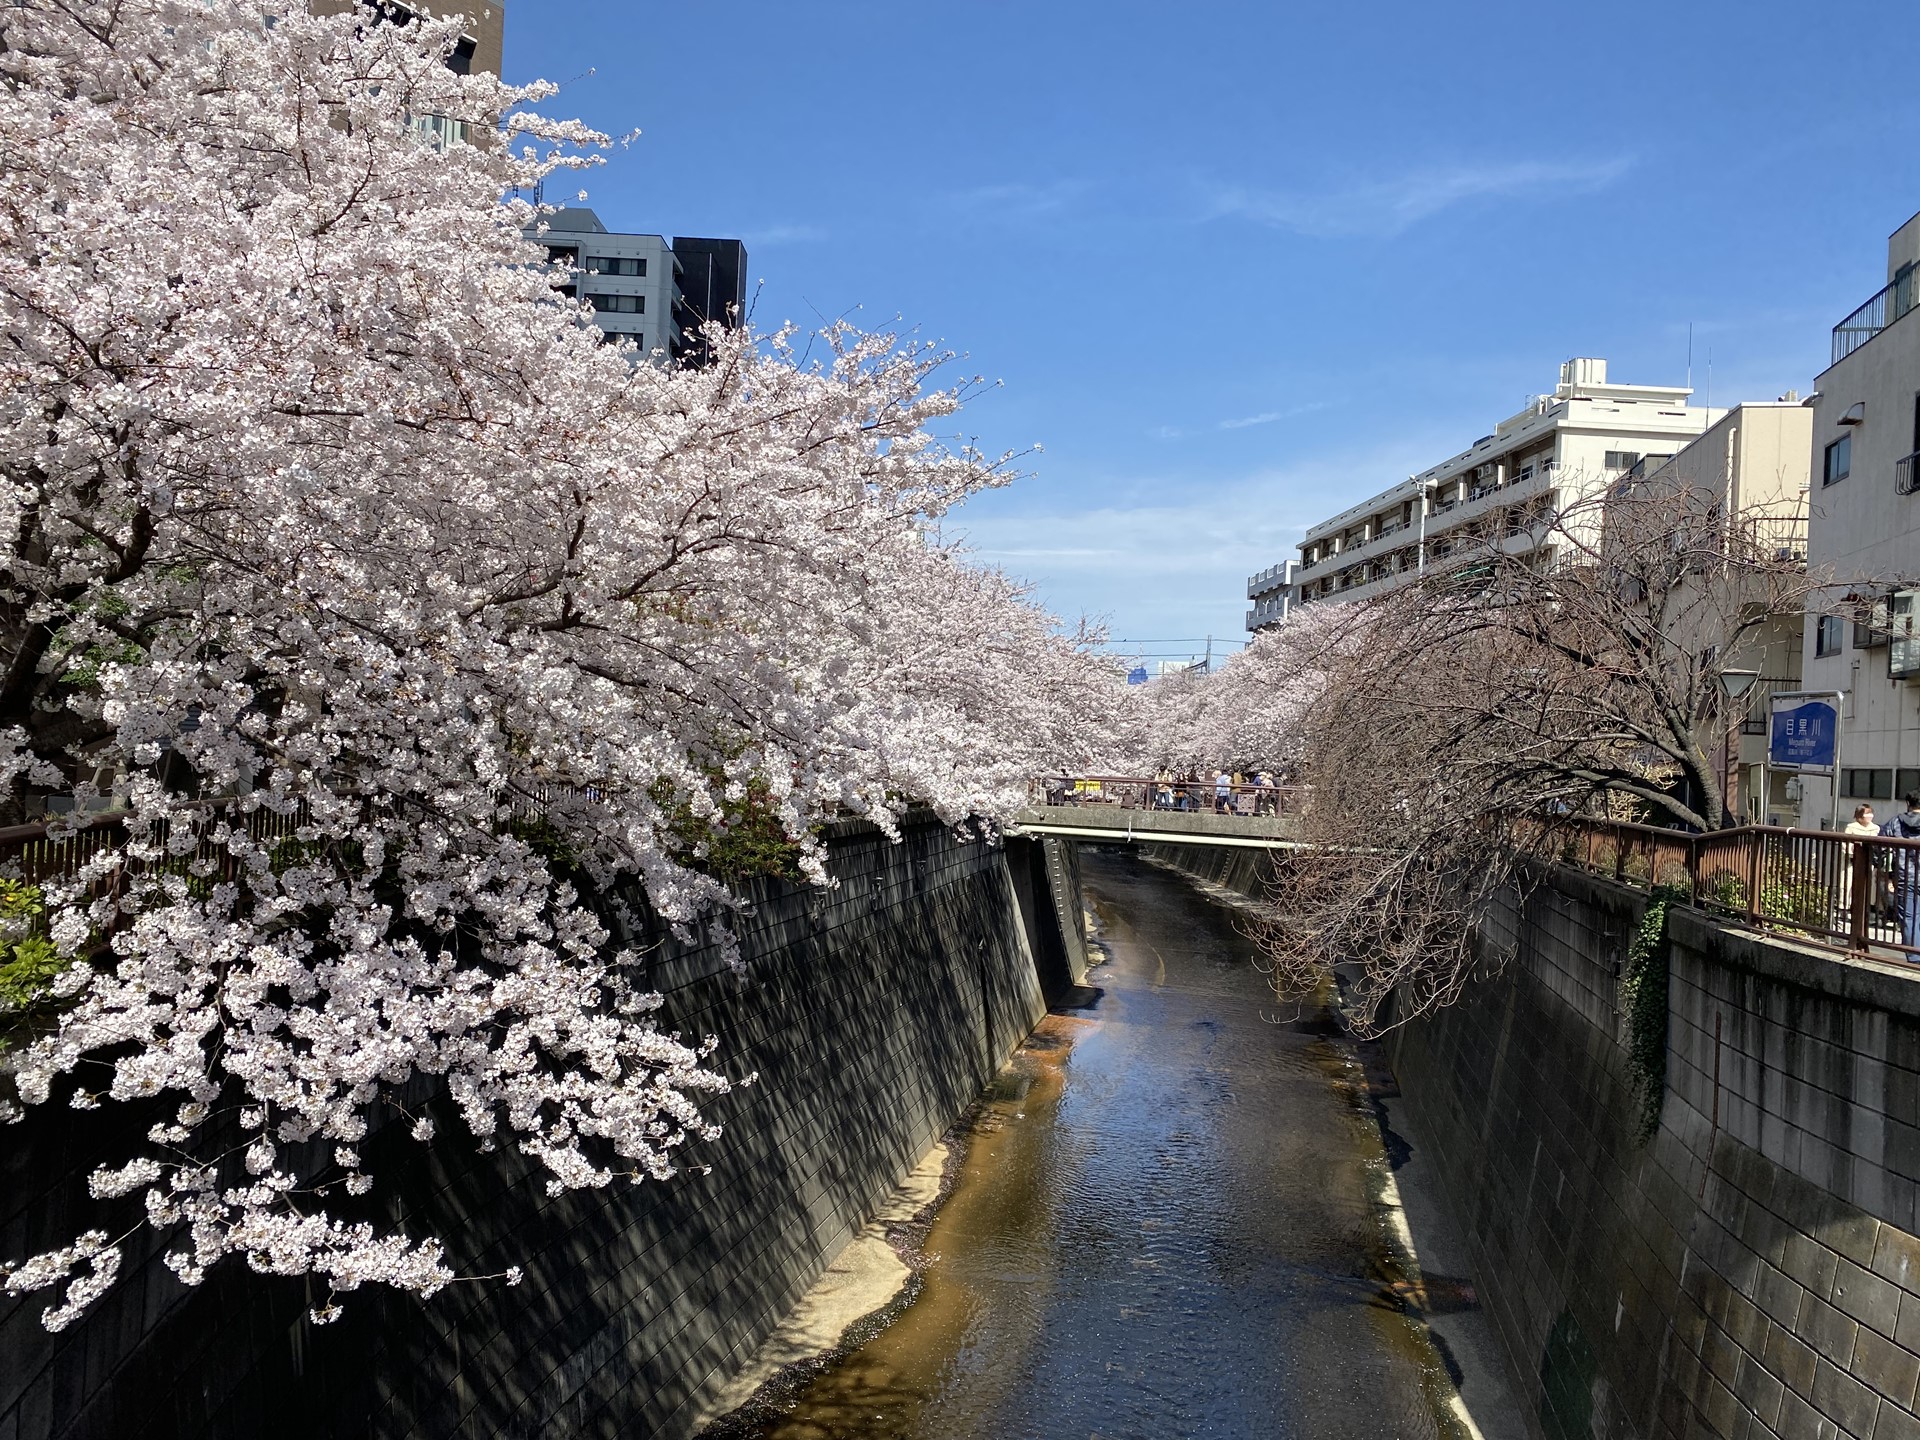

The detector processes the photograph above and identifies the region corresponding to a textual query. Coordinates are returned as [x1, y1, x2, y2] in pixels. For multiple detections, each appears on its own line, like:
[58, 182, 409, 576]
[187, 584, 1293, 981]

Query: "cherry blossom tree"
[1114, 607, 1341, 775]
[1260, 484, 1833, 1032]
[0, 0, 1112, 1330]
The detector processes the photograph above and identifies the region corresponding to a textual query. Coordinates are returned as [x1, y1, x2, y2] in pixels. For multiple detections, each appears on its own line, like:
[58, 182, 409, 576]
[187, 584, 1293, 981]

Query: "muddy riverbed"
[705, 847, 1520, 1440]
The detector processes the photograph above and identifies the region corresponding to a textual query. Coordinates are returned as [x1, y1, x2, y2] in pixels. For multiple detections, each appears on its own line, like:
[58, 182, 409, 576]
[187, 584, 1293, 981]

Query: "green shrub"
[0, 881, 68, 1018]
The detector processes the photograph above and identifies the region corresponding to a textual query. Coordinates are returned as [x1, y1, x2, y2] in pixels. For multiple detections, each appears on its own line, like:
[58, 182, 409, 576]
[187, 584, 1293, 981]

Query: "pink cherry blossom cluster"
[1111, 607, 1346, 774]
[0, 0, 1118, 1330]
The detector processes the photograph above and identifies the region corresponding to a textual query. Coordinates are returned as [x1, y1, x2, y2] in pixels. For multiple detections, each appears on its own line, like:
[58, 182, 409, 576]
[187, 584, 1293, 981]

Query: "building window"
[587, 293, 645, 314]
[1845, 769, 1894, 800]
[587, 256, 647, 277]
[1604, 450, 1640, 470]
[1900, 769, 1920, 798]
[1823, 435, 1852, 486]
[1815, 615, 1846, 657]
[1855, 592, 1890, 648]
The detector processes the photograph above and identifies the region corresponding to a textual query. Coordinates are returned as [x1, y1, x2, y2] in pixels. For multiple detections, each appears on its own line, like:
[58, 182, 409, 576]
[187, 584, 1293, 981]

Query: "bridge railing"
[1028, 775, 1305, 818]
[1553, 814, 1920, 963]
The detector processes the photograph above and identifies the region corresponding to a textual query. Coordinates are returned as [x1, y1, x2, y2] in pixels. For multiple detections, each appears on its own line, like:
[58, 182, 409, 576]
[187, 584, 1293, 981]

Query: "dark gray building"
[670, 237, 749, 366]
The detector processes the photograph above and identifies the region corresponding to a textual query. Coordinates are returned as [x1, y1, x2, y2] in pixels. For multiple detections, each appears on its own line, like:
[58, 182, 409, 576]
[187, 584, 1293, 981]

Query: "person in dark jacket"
[1878, 792, 1920, 949]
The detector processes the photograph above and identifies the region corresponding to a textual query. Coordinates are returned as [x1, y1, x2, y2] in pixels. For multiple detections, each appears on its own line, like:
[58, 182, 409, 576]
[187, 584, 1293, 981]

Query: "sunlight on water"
[709, 849, 1467, 1440]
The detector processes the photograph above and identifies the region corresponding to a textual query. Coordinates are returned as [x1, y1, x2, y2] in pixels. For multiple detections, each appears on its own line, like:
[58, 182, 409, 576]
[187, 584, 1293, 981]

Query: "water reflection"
[714, 848, 1465, 1440]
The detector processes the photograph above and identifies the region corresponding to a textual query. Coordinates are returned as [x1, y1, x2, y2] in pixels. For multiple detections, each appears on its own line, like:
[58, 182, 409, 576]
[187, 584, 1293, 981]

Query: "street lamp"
[1719, 668, 1762, 823]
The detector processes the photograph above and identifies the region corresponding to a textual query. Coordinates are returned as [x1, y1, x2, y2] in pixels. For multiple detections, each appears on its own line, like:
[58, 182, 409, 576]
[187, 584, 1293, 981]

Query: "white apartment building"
[1627, 402, 1813, 824]
[532, 209, 681, 358]
[1244, 561, 1293, 631]
[1796, 210, 1920, 828]
[1248, 359, 1722, 625]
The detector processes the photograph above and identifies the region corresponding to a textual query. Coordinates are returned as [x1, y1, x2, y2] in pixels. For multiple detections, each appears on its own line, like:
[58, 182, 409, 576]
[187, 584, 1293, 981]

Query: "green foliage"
[649, 775, 807, 883]
[1695, 857, 1827, 936]
[505, 816, 579, 870]
[1620, 884, 1684, 1144]
[699, 798, 808, 883]
[0, 881, 67, 1019]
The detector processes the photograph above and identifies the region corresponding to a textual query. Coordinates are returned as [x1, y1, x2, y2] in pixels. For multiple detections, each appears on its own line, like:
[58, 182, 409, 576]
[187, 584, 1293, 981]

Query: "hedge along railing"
[1555, 815, 1920, 962]
[0, 799, 317, 887]
[0, 801, 317, 993]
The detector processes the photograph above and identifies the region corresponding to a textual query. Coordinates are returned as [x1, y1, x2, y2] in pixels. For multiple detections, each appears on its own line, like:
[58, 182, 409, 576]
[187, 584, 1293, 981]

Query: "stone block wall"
[1386, 866, 1920, 1440]
[0, 816, 1048, 1440]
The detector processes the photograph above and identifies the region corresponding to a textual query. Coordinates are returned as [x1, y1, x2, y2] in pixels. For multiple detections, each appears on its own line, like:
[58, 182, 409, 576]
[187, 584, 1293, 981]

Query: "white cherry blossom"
[0, 0, 1116, 1328]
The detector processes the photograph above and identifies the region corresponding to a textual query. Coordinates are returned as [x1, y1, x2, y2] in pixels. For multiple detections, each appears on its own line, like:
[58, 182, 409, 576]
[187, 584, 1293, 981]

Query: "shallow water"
[720, 848, 1468, 1440]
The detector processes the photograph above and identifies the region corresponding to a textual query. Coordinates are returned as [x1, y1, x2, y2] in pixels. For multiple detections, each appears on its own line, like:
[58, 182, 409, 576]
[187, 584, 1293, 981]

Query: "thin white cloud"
[1219, 411, 1286, 430]
[1205, 157, 1633, 238]
[938, 179, 1091, 222]
[1148, 424, 1184, 440]
[942, 431, 1457, 639]
[752, 222, 827, 245]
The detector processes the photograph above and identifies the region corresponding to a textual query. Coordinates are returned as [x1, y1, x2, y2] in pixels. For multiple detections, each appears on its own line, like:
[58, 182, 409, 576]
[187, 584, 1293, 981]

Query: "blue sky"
[505, 0, 1919, 666]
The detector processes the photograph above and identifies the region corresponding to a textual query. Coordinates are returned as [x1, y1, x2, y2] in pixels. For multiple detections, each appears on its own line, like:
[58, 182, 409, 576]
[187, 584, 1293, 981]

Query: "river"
[712, 847, 1518, 1440]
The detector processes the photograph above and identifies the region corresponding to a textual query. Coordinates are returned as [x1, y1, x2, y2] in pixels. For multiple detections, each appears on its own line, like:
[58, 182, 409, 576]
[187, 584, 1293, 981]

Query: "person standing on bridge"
[1878, 793, 1920, 951]
[1214, 769, 1231, 814]
[1845, 804, 1882, 928]
[1253, 771, 1276, 816]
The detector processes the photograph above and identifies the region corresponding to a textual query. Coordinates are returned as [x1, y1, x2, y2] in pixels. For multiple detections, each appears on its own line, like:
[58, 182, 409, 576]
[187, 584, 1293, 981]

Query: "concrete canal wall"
[1387, 867, 1920, 1440]
[1135, 839, 1277, 899]
[1, 818, 1059, 1440]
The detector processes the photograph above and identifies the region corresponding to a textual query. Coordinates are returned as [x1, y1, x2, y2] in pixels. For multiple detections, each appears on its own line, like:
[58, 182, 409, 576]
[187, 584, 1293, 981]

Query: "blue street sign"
[1126, 666, 1149, 685]
[1769, 697, 1839, 770]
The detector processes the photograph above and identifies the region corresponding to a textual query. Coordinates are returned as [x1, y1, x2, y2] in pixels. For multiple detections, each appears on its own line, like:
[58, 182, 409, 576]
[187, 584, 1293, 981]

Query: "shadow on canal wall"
[1389, 867, 1920, 1440]
[2, 817, 1065, 1440]
[1140, 841, 1920, 1440]
[1134, 839, 1275, 899]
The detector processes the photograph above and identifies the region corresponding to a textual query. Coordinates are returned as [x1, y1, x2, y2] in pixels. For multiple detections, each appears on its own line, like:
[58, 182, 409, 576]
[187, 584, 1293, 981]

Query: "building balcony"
[1898, 450, 1920, 497]
[1832, 268, 1920, 366]
[1730, 513, 1808, 564]
[1738, 675, 1806, 735]
[1246, 563, 1291, 598]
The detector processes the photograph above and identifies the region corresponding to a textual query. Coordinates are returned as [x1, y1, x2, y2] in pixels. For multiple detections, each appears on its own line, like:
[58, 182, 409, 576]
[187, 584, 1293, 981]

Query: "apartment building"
[530, 210, 748, 364]
[1249, 359, 1722, 624]
[1795, 210, 1920, 828]
[1626, 402, 1813, 823]
[309, 0, 504, 148]
[1245, 561, 1293, 632]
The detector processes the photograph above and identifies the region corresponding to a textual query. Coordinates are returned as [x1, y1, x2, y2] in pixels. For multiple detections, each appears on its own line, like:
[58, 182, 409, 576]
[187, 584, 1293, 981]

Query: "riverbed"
[710, 847, 1519, 1440]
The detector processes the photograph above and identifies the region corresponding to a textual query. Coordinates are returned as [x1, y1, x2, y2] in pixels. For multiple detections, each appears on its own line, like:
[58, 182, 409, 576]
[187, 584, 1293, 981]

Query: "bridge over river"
[1010, 774, 1304, 850]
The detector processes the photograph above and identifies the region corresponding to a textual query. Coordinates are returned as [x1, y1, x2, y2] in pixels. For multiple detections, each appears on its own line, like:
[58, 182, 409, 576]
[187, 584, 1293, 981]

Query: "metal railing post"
[1851, 840, 1872, 950]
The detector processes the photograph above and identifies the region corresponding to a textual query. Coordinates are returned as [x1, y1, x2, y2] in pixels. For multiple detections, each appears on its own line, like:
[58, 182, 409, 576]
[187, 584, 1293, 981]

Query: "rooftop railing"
[1832, 267, 1920, 365]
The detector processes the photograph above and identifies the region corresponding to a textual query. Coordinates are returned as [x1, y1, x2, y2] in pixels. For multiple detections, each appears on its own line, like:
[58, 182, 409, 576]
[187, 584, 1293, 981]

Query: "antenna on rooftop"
[1686, 322, 1693, 394]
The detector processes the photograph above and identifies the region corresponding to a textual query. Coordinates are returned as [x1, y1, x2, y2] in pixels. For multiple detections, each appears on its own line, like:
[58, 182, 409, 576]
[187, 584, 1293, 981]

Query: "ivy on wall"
[1620, 886, 1686, 1144]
